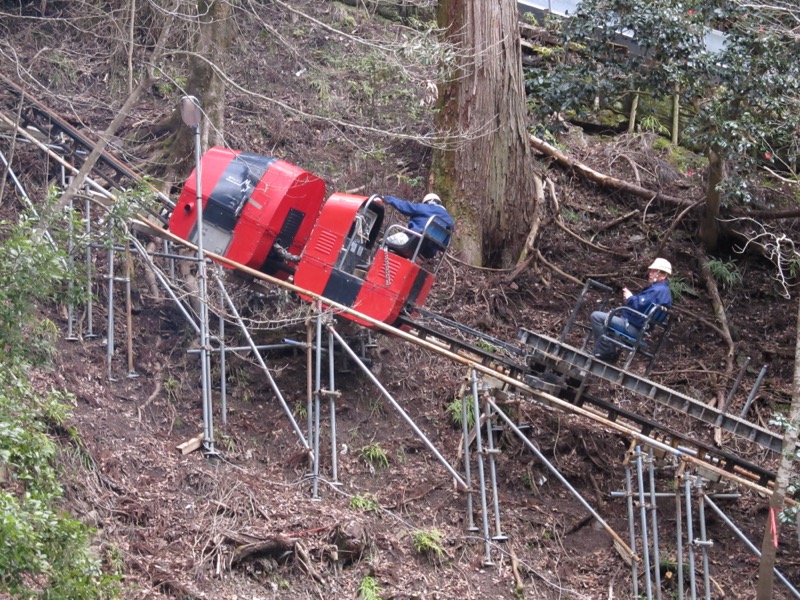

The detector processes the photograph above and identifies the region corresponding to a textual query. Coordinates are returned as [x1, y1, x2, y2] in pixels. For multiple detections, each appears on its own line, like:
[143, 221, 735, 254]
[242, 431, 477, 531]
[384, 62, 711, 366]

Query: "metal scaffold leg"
[696, 479, 712, 600]
[635, 446, 654, 599]
[312, 309, 323, 500]
[624, 452, 640, 599]
[106, 219, 116, 381]
[214, 273, 309, 454]
[675, 466, 685, 600]
[85, 194, 97, 339]
[684, 474, 698, 600]
[647, 448, 662, 600]
[492, 399, 638, 562]
[327, 329, 340, 485]
[469, 370, 494, 566]
[327, 324, 468, 492]
[457, 377, 478, 533]
[218, 300, 227, 430]
[483, 393, 506, 541]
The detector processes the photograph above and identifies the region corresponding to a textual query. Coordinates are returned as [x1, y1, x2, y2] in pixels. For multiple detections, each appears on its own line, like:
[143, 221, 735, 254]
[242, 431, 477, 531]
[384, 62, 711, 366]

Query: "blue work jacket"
[383, 196, 454, 246]
[625, 280, 672, 328]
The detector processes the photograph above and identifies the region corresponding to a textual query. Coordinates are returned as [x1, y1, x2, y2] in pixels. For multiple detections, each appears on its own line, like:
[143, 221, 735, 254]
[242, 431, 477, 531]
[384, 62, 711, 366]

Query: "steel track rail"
[397, 312, 779, 486]
[518, 328, 783, 453]
[0, 73, 172, 214]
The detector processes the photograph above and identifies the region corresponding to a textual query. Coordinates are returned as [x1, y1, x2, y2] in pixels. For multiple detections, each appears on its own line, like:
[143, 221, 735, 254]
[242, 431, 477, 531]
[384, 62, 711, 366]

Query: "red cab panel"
[169, 147, 325, 277]
[295, 193, 433, 328]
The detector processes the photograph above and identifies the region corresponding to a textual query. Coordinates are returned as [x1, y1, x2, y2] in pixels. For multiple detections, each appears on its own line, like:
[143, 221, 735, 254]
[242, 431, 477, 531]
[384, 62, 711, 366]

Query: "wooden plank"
[176, 434, 204, 455]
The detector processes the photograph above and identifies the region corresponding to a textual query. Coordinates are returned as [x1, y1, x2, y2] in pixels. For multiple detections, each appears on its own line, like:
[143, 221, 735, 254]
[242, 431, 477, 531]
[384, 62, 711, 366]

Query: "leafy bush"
[358, 575, 383, 600]
[445, 395, 475, 429]
[0, 207, 120, 598]
[668, 275, 692, 302]
[349, 493, 380, 512]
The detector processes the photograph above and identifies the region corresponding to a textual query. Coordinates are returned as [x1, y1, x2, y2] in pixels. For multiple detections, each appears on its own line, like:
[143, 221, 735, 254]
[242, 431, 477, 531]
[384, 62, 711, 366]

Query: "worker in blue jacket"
[590, 258, 673, 362]
[382, 193, 454, 259]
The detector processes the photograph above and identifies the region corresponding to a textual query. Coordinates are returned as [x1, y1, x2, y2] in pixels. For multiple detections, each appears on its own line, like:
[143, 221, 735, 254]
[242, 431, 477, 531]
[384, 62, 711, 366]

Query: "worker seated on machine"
[590, 258, 673, 364]
[381, 192, 454, 260]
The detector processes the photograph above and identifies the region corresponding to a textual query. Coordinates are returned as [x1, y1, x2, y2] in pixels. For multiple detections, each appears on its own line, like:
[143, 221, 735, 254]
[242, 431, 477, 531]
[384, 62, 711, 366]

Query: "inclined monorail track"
[0, 72, 785, 492]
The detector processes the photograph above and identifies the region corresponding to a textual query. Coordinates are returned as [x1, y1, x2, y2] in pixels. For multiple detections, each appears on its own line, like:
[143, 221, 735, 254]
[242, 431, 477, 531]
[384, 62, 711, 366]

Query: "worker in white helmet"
[590, 258, 673, 363]
[382, 192, 454, 259]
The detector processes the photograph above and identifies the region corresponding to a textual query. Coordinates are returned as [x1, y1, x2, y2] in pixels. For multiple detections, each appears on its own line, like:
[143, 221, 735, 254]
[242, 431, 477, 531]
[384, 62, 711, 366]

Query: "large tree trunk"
[432, 0, 538, 268]
[756, 296, 800, 599]
[699, 147, 723, 252]
[163, 0, 231, 179]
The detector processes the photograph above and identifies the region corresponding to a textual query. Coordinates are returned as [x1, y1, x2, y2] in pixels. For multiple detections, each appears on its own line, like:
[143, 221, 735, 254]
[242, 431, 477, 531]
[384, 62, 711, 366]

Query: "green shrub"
[412, 529, 446, 561]
[706, 258, 742, 289]
[358, 575, 382, 600]
[360, 443, 389, 469]
[445, 395, 475, 429]
[349, 493, 380, 511]
[0, 209, 120, 598]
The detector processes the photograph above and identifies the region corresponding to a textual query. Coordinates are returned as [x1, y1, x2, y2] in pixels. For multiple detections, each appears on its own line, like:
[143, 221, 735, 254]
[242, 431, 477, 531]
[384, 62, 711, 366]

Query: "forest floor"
[3, 1, 800, 599]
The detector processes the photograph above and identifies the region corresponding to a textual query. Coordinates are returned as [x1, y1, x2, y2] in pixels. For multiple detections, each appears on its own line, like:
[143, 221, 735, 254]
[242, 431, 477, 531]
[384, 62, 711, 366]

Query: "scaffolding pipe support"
[471, 371, 493, 566]
[635, 447, 654, 600]
[214, 274, 309, 450]
[459, 378, 478, 532]
[489, 398, 636, 562]
[327, 324, 468, 490]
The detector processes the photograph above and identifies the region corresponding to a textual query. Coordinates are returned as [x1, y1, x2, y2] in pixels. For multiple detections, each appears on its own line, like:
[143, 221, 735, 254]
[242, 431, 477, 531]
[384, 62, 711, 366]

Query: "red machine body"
[170, 148, 444, 329]
[169, 147, 326, 278]
[294, 193, 435, 327]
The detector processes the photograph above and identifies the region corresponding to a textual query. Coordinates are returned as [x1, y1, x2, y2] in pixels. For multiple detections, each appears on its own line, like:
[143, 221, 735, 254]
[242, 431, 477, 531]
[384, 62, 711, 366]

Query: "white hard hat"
[648, 258, 672, 275]
[422, 193, 441, 205]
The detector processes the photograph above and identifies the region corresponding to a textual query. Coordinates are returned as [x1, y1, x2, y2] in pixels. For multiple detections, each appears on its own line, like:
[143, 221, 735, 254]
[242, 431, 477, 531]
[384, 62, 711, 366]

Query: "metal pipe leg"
[312, 312, 322, 500]
[106, 220, 116, 381]
[219, 307, 227, 429]
[470, 370, 493, 566]
[306, 317, 314, 472]
[85, 196, 97, 338]
[696, 480, 712, 600]
[625, 461, 640, 599]
[647, 449, 662, 600]
[635, 447, 653, 599]
[484, 396, 506, 541]
[675, 472, 684, 600]
[66, 197, 78, 341]
[684, 476, 698, 600]
[460, 379, 478, 532]
[328, 329, 339, 484]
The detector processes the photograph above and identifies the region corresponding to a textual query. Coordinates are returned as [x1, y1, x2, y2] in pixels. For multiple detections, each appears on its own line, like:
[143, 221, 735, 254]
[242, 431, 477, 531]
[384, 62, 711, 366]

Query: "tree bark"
[699, 147, 723, 252]
[756, 296, 800, 599]
[432, 0, 539, 268]
[162, 0, 231, 180]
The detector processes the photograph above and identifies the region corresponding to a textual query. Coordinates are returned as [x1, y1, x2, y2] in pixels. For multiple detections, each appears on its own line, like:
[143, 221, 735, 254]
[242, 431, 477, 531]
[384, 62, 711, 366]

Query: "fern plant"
[445, 395, 476, 429]
[412, 529, 446, 561]
[358, 575, 383, 600]
[706, 258, 742, 289]
[360, 443, 389, 469]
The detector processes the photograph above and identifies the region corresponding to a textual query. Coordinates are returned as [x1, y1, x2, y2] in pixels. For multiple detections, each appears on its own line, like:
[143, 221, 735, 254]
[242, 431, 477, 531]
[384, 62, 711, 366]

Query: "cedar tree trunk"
[432, 0, 538, 268]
